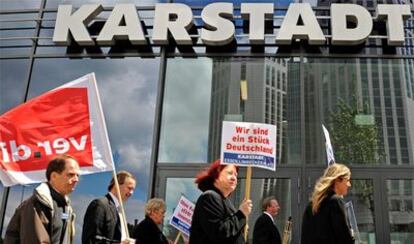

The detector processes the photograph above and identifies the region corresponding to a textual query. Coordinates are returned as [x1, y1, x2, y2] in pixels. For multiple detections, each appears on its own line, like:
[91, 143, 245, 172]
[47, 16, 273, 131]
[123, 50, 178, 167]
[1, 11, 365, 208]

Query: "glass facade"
[1, 0, 414, 243]
[159, 57, 414, 166]
[387, 180, 414, 244]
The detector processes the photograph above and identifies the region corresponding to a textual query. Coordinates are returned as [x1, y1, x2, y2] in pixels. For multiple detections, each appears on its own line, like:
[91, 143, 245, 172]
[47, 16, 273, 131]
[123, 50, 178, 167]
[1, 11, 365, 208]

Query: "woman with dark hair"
[301, 163, 354, 244]
[189, 160, 252, 244]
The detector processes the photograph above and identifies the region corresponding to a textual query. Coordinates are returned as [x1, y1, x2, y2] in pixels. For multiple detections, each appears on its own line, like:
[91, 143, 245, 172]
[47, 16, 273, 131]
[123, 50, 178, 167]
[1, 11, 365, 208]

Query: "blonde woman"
[301, 163, 354, 244]
[132, 198, 170, 244]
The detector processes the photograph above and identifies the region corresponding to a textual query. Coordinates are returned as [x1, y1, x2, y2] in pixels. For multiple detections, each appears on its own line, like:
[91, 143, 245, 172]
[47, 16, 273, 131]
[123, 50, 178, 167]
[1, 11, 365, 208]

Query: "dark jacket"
[252, 213, 281, 244]
[4, 183, 75, 244]
[132, 216, 168, 244]
[82, 194, 121, 244]
[301, 192, 354, 244]
[189, 187, 246, 244]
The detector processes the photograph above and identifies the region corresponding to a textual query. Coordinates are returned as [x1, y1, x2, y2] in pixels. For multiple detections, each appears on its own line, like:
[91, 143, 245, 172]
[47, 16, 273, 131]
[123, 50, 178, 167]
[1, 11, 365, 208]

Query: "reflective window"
[1, 57, 159, 242]
[158, 58, 213, 163]
[0, 59, 30, 238]
[347, 179, 376, 244]
[159, 58, 414, 165]
[164, 178, 201, 242]
[387, 179, 414, 244]
[0, 60, 29, 113]
[238, 178, 291, 243]
[0, 184, 36, 237]
[163, 177, 291, 243]
[0, 1, 41, 10]
[0, 12, 36, 57]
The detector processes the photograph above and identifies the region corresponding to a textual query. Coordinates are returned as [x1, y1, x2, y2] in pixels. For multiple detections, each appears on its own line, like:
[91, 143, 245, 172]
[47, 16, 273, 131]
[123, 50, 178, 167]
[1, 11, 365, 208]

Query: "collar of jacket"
[34, 183, 71, 210]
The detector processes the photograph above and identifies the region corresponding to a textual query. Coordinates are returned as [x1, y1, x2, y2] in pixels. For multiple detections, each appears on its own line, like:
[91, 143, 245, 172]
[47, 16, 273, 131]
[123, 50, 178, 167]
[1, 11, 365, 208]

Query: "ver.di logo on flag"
[0, 73, 114, 186]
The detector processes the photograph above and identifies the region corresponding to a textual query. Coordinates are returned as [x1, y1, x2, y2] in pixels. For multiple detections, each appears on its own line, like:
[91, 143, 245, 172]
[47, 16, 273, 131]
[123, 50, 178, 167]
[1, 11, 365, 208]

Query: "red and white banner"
[0, 73, 114, 186]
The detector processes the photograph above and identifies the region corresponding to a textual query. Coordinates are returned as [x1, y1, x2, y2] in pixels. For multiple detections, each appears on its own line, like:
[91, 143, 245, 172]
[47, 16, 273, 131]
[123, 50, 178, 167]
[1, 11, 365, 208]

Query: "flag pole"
[243, 166, 252, 241]
[90, 72, 129, 237]
[112, 170, 130, 239]
[0, 187, 10, 235]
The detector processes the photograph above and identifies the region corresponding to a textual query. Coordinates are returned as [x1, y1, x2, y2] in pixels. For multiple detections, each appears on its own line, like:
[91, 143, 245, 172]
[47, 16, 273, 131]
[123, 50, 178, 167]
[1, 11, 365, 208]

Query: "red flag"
[0, 73, 114, 186]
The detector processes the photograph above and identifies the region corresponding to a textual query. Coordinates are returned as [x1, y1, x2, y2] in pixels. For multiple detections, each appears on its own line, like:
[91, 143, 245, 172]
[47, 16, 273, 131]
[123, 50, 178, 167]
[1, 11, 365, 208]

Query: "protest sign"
[221, 121, 277, 171]
[169, 195, 195, 237]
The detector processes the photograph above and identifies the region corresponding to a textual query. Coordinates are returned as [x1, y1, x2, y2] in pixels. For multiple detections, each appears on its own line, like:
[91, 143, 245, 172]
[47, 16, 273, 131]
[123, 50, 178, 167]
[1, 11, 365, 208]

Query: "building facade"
[1, 0, 413, 243]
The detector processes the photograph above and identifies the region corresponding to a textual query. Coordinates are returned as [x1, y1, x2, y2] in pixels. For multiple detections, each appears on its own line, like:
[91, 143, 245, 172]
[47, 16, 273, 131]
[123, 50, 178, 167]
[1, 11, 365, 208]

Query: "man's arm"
[82, 199, 108, 244]
[5, 198, 51, 244]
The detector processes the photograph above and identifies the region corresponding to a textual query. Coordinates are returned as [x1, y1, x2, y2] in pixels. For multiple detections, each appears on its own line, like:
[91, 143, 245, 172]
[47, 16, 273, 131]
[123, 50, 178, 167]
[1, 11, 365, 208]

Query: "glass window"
[0, 57, 159, 242]
[164, 178, 201, 242]
[0, 60, 29, 113]
[0, 59, 30, 237]
[1, 184, 36, 237]
[239, 178, 291, 243]
[160, 58, 414, 165]
[158, 58, 213, 163]
[387, 180, 414, 244]
[160, 58, 294, 164]
[163, 177, 291, 243]
[347, 179, 376, 244]
[0, 0, 41, 10]
[0, 13, 37, 57]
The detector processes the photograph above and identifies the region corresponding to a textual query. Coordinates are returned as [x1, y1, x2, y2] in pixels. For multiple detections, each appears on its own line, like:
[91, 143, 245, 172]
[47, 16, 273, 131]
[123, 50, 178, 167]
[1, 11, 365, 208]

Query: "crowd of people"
[3, 155, 354, 244]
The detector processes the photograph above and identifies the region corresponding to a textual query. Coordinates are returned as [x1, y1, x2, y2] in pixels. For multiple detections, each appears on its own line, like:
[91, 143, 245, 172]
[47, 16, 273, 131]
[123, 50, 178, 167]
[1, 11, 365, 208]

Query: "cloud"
[158, 58, 213, 162]
[116, 143, 151, 172]
[164, 178, 201, 221]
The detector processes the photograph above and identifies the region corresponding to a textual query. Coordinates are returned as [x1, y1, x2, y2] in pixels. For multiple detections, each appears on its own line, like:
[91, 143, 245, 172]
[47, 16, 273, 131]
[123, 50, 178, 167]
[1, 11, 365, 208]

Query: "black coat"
[132, 216, 168, 244]
[82, 194, 121, 244]
[301, 193, 354, 244]
[252, 213, 281, 244]
[189, 187, 246, 244]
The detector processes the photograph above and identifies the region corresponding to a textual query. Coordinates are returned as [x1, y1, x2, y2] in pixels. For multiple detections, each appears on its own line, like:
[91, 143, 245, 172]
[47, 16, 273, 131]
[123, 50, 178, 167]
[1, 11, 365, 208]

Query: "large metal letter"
[152, 3, 194, 45]
[241, 3, 274, 44]
[331, 4, 373, 45]
[201, 3, 235, 46]
[276, 3, 325, 45]
[53, 4, 103, 45]
[376, 4, 412, 46]
[96, 4, 146, 45]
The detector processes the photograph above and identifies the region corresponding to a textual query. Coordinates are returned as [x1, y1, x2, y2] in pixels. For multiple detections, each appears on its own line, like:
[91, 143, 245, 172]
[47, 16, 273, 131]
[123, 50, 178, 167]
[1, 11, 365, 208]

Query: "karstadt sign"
[53, 3, 412, 47]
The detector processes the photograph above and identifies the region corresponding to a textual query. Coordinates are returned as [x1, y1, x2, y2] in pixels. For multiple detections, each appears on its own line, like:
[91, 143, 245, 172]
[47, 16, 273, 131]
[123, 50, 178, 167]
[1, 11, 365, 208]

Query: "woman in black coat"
[189, 160, 252, 244]
[132, 198, 169, 244]
[301, 163, 355, 244]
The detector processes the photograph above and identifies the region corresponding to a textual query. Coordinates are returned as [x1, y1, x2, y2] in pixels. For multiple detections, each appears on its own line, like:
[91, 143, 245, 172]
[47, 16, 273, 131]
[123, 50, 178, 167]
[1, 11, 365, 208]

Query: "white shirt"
[109, 192, 127, 241]
[264, 211, 275, 223]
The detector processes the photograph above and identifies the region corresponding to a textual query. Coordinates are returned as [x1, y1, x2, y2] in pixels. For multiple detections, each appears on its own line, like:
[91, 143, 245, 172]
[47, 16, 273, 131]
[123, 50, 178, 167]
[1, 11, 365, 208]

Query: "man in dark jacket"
[252, 196, 282, 244]
[5, 155, 80, 244]
[82, 171, 136, 244]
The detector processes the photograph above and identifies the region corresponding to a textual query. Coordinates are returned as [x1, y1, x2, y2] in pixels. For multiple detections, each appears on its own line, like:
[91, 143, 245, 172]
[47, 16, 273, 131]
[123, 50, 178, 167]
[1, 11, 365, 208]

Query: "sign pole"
[174, 231, 182, 244]
[244, 166, 252, 241]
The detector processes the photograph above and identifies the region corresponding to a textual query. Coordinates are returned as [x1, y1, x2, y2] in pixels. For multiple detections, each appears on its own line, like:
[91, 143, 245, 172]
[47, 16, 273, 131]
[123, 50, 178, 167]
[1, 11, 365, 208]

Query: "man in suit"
[252, 196, 282, 244]
[82, 171, 136, 244]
